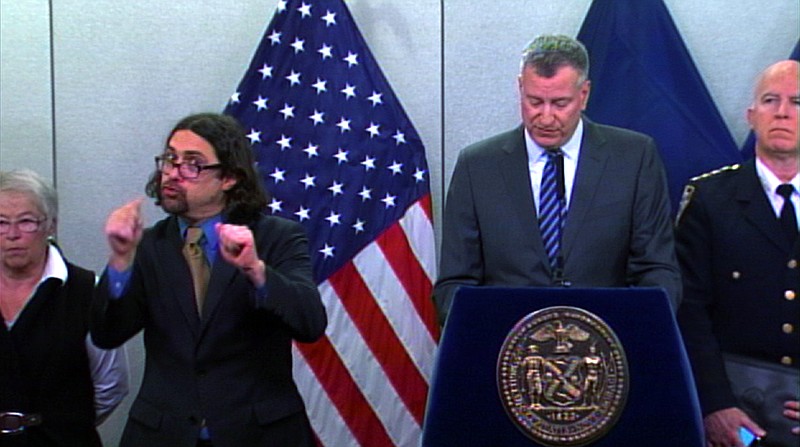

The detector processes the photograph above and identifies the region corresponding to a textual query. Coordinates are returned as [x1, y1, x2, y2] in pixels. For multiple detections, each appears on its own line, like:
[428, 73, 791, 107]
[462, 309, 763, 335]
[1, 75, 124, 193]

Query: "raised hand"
[216, 223, 266, 286]
[105, 198, 144, 271]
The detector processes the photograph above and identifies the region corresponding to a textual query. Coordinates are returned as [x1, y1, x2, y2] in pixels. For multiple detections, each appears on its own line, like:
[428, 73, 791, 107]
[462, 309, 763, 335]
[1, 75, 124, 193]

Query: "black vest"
[1, 263, 101, 447]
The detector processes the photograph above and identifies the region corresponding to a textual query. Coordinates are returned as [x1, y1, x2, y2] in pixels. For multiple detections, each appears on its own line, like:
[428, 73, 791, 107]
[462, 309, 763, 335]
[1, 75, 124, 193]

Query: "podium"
[422, 287, 704, 446]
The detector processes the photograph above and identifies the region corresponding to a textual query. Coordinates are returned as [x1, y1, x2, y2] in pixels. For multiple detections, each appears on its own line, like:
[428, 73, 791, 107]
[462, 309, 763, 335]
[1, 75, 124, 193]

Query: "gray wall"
[1, 0, 797, 445]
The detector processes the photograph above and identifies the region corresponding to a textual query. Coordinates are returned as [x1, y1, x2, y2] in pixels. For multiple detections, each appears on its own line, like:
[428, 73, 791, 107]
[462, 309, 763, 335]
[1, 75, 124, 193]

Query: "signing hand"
[216, 223, 266, 286]
[105, 198, 144, 271]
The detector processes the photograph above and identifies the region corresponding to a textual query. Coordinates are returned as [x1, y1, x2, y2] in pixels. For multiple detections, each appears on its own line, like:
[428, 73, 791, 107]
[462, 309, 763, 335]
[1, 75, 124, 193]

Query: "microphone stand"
[549, 148, 570, 287]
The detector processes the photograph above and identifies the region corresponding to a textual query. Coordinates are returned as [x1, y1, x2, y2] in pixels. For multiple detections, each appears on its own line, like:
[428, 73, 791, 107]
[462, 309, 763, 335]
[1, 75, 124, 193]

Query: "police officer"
[676, 60, 799, 447]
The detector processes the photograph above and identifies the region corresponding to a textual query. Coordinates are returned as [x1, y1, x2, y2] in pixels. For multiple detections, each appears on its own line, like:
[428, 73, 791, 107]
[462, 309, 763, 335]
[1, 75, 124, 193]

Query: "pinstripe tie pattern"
[539, 150, 564, 270]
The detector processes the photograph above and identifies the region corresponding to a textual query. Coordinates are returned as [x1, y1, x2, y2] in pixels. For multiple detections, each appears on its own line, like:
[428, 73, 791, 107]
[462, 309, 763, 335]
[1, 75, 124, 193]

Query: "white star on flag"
[224, 1, 438, 445]
[258, 64, 273, 79]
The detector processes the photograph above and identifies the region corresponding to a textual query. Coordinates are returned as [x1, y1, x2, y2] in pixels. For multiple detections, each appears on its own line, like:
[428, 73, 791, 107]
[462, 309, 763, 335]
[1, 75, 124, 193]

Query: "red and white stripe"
[293, 195, 439, 447]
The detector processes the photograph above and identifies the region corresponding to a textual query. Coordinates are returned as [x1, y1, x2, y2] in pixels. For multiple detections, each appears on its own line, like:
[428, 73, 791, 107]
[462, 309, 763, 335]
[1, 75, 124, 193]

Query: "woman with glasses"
[0, 169, 128, 446]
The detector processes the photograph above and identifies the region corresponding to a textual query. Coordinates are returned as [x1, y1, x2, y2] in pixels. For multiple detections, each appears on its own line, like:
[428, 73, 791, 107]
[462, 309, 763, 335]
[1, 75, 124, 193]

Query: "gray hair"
[521, 34, 590, 84]
[0, 169, 58, 230]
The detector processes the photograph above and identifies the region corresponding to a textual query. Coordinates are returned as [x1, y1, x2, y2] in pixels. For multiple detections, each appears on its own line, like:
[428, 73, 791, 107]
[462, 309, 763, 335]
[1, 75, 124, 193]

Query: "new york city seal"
[497, 306, 628, 446]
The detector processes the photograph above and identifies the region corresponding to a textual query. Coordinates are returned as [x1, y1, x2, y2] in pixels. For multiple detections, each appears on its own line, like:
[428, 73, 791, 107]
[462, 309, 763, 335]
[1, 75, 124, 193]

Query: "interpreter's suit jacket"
[433, 118, 681, 324]
[91, 214, 327, 447]
[675, 159, 800, 415]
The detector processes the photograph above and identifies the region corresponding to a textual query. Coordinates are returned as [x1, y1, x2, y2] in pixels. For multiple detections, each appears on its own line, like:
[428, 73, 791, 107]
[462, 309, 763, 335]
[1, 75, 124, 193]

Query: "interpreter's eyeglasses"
[155, 154, 222, 180]
[0, 217, 45, 234]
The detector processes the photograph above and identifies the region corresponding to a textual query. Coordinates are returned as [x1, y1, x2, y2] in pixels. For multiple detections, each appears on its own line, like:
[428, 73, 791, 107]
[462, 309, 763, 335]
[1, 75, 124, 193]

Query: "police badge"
[497, 306, 629, 446]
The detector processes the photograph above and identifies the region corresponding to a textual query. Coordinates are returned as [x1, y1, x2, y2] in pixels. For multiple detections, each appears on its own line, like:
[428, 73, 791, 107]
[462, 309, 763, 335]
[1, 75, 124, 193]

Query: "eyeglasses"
[0, 217, 45, 234]
[155, 154, 222, 179]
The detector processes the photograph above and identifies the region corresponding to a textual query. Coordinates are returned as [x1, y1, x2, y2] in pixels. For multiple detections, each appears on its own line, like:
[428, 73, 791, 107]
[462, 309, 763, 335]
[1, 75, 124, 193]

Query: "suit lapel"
[561, 120, 609, 260]
[158, 218, 201, 338]
[497, 127, 549, 260]
[736, 161, 791, 254]
[200, 256, 237, 328]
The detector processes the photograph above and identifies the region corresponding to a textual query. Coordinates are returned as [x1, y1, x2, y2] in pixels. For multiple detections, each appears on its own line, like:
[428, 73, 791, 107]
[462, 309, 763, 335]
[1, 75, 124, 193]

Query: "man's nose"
[776, 99, 794, 118]
[539, 105, 556, 123]
[164, 165, 182, 180]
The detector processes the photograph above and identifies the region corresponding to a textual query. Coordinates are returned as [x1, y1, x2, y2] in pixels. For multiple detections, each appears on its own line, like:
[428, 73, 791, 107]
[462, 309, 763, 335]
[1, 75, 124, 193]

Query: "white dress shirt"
[525, 119, 584, 214]
[756, 157, 800, 228]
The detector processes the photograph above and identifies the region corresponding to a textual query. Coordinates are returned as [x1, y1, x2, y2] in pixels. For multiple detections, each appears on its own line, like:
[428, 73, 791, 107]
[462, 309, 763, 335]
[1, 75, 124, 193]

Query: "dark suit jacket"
[675, 159, 800, 415]
[91, 214, 327, 447]
[433, 119, 681, 324]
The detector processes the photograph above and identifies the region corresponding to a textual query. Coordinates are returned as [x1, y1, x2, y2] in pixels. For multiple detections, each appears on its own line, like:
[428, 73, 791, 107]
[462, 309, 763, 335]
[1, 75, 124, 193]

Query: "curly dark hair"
[145, 113, 268, 224]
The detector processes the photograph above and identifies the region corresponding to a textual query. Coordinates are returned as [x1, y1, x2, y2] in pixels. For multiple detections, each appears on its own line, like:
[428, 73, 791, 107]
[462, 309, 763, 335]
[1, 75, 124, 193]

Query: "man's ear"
[221, 174, 238, 192]
[580, 80, 591, 110]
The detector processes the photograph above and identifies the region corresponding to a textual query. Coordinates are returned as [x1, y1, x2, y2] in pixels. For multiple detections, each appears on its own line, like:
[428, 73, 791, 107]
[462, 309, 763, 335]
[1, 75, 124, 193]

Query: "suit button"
[783, 323, 794, 334]
[731, 271, 741, 279]
[786, 290, 796, 301]
[788, 259, 798, 269]
[781, 356, 793, 366]
[196, 369, 207, 378]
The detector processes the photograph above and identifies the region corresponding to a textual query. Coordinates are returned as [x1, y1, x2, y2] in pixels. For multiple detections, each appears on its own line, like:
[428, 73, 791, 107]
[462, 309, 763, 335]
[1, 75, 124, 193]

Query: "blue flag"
[740, 39, 800, 159]
[577, 0, 742, 212]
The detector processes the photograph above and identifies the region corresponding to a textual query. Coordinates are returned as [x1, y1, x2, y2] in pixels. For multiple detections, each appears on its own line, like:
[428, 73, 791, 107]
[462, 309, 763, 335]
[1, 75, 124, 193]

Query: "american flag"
[223, 0, 439, 445]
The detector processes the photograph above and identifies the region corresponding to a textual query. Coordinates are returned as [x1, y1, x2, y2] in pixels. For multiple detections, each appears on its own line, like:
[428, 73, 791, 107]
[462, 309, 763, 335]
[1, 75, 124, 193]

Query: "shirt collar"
[755, 157, 800, 195]
[178, 214, 222, 248]
[40, 243, 68, 286]
[4, 244, 67, 328]
[525, 118, 584, 162]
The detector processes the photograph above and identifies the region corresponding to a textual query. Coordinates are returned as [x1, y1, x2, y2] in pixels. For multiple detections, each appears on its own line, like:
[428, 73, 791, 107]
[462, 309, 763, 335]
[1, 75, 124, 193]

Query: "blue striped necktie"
[539, 150, 564, 271]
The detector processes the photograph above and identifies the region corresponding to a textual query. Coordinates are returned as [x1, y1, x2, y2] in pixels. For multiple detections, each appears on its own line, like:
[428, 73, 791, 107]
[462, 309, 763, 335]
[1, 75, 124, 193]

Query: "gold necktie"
[183, 226, 210, 314]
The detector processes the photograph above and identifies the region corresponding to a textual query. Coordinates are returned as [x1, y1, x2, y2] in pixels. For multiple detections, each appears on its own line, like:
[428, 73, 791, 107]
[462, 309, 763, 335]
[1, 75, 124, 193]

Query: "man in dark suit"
[91, 113, 327, 447]
[433, 34, 680, 324]
[676, 60, 799, 447]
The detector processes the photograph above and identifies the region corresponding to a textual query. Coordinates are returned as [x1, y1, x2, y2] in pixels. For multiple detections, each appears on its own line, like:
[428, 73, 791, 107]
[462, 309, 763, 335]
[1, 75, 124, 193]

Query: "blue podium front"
[422, 287, 704, 447]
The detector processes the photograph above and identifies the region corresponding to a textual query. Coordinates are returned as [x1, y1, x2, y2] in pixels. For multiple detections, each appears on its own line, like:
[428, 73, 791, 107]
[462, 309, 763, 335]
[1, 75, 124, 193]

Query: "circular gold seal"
[497, 306, 628, 446]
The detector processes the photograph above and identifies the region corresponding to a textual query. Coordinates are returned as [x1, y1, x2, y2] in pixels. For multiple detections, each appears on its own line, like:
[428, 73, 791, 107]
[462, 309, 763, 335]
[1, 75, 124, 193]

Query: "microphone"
[545, 148, 568, 286]
[545, 148, 565, 201]
[554, 150, 565, 201]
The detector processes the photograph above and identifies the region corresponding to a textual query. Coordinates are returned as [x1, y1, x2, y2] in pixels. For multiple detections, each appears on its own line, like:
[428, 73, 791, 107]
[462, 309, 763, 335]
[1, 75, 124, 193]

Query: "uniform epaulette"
[677, 163, 740, 224]
[689, 164, 740, 182]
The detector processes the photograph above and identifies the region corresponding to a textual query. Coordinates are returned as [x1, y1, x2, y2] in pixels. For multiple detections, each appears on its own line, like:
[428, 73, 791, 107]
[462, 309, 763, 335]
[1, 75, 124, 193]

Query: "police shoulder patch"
[678, 164, 740, 224]
[676, 184, 696, 225]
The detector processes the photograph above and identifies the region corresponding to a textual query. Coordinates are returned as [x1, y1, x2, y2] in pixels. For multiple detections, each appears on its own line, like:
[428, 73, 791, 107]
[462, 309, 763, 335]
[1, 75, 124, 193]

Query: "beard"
[161, 196, 188, 215]
[160, 182, 189, 215]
